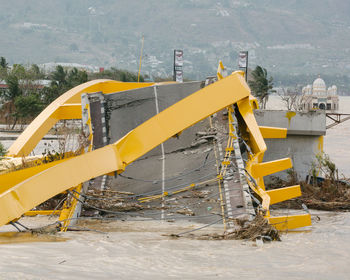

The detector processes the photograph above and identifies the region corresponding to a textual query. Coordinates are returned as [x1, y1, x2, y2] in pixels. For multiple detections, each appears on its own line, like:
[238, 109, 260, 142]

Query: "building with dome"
[301, 76, 339, 111]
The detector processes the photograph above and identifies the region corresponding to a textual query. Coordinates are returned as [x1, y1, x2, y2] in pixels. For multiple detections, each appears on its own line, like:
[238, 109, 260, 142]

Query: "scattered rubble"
[196, 215, 280, 241]
[176, 207, 195, 216]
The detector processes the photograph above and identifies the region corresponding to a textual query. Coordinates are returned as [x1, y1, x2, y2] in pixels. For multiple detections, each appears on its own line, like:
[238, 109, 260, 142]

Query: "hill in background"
[1, 0, 350, 93]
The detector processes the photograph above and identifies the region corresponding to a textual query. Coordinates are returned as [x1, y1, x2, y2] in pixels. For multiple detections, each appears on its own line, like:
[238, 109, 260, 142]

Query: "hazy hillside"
[1, 0, 350, 91]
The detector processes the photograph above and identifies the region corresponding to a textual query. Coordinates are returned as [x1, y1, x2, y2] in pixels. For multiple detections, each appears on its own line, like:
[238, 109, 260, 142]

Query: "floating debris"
[176, 208, 195, 216]
[196, 215, 280, 241]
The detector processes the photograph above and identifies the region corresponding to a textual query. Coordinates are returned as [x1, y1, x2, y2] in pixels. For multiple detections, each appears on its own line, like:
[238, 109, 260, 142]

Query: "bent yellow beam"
[24, 210, 61, 216]
[0, 145, 123, 227]
[0, 158, 70, 193]
[7, 80, 154, 157]
[250, 158, 292, 179]
[266, 185, 301, 205]
[54, 104, 82, 119]
[259, 126, 287, 138]
[0, 72, 251, 227]
[268, 214, 312, 231]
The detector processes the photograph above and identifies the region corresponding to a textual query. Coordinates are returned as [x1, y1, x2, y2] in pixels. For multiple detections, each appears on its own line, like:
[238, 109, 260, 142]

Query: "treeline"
[0, 57, 144, 128]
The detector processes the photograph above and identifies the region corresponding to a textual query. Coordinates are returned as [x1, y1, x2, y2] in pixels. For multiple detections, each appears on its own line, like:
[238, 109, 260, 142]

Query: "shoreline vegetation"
[0, 56, 145, 128]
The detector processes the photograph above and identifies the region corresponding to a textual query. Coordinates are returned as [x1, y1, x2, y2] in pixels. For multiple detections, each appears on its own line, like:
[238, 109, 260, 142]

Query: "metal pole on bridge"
[238, 51, 248, 82]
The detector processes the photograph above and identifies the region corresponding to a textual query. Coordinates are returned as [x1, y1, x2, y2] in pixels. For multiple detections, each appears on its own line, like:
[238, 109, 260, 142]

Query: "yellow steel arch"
[0, 72, 250, 227]
[7, 80, 154, 157]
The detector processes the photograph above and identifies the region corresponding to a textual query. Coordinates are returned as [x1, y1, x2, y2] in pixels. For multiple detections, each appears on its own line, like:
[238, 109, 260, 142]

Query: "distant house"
[301, 76, 339, 111]
[39, 62, 99, 74]
[0, 80, 7, 95]
[0, 79, 51, 94]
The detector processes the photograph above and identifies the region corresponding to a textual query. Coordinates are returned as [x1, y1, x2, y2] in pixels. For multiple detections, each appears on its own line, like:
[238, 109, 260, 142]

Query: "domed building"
[301, 76, 339, 111]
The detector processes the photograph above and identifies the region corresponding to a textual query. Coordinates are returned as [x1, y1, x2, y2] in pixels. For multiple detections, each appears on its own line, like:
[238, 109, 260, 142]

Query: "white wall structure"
[254, 110, 326, 181]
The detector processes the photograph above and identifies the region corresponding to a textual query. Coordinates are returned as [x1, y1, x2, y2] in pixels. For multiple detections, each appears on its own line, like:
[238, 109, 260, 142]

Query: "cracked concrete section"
[90, 82, 251, 224]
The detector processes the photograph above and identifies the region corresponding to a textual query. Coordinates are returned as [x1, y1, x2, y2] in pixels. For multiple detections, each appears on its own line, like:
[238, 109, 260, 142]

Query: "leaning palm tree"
[248, 66, 274, 109]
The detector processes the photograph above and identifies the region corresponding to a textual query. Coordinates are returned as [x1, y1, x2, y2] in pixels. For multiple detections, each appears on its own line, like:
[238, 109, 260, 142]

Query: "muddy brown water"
[0, 211, 349, 279]
[0, 96, 349, 279]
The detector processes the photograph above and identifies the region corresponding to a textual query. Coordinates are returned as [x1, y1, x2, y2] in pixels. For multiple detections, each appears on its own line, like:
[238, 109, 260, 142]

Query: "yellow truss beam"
[266, 185, 301, 205]
[267, 214, 312, 231]
[250, 158, 292, 179]
[54, 104, 82, 119]
[0, 145, 123, 227]
[0, 158, 70, 193]
[24, 210, 61, 216]
[259, 126, 287, 138]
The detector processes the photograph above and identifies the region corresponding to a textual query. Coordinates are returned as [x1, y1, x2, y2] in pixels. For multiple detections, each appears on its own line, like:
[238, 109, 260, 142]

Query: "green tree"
[89, 67, 144, 82]
[11, 64, 26, 80]
[42, 84, 60, 105]
[0, 57, 8, 69]
[67, 67, 88, 87]
[28, 64, 45, 80]
[50, 65, 67, 87]
[42, 66, 89, 106]
[3, 73, 22, 128]
[0, 141, 6, 157]
[4, 74, 22, 102]
[0, 57, 8, 80]
[248, 66, 274, 109]
[14, 93, 43, 123]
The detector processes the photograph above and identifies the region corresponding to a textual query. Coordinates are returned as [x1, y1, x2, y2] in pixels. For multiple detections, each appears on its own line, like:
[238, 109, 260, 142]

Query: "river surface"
[0, 96, 350, 279]
[0, 210, 349, 280]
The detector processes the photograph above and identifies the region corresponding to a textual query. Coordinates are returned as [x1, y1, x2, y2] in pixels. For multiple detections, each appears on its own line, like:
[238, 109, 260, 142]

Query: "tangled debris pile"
[83, 189, 144, 213]
[300, 180, 350, 211]
[181, 215, 280, 241]
[268, 177, 350, 211]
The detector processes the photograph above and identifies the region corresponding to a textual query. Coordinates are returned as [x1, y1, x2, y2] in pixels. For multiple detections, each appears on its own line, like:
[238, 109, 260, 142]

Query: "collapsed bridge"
[0, 67, 311, 232]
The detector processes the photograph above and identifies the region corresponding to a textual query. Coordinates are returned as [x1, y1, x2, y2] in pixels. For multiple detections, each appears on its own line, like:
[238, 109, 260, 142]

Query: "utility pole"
[173, 50, 183, 82]
[137, 35, 144, 83]
[238, 51, 248, 82]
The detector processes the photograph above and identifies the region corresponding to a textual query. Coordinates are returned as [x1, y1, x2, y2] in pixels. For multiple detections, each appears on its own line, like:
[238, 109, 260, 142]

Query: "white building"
[301, 76, 339, 111]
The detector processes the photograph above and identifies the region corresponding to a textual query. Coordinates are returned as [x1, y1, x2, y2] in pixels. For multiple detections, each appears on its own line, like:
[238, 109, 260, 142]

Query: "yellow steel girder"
[24, 210, 61, 216]
[54, 104, 82, 119]
[259, 126, 287, 138]
[268, 214, 312, 231]
[266, 185, 302, 205]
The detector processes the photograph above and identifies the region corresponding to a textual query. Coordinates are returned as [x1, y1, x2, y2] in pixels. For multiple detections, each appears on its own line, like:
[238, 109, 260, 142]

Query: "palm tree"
[50, 65, 67, 87]
[248, 66, 274, 109]
[4, 73, 22, 128]
[0, 57, 8, 69]
[0, 57, 8, 80]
